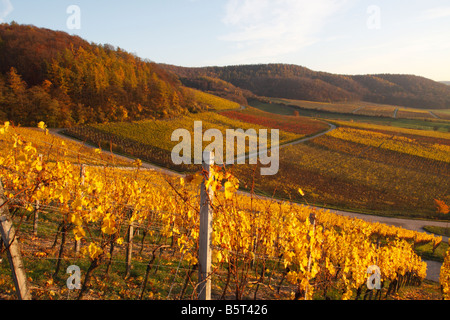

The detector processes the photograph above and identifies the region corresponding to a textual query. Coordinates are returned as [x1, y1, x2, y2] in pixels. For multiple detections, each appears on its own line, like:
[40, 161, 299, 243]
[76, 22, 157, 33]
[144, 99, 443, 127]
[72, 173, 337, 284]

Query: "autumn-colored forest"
[162, 64, 450, 109]
[0, 23, 205, 127]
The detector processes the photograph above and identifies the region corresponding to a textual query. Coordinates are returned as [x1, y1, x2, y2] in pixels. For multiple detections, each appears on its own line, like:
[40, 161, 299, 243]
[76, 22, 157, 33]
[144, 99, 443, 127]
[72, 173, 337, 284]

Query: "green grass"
[415, 241, 449, 263]
[248, 99, 300, 116]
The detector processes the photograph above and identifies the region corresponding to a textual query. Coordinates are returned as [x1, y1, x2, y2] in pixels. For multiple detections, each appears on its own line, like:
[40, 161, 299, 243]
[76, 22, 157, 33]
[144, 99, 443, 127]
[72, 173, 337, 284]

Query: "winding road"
[50, 121, 447, 282]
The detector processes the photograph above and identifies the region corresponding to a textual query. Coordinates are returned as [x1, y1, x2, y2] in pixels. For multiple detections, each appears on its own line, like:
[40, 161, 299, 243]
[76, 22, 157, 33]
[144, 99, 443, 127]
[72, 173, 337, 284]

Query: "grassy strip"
[423, 226, 450, 238]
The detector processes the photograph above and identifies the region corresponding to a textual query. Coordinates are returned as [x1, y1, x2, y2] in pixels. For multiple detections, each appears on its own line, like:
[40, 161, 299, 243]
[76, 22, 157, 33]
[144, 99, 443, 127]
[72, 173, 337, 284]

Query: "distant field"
[250, 99, 450, 132]
[189, 88, 241, 111]
[233, 120, 450, 219]
[353, 105, 397, 118]
[247, 98, 299, 115]
[332, 120, 450, 142]
[327, 126, 450, 163]
[268, 97, 450, 122]
[396, 108, 436, 120]
[62, 100, 450, 219]
[220, 107, 329, 136]
[269, 98, 361, 114]
[433, 109, 450, 120]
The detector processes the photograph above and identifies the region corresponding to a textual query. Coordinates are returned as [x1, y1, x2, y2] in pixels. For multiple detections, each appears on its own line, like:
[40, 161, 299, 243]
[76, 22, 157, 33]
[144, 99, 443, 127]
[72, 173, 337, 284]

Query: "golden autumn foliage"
[0, 122, 446, 300]
[435, 199, 450, 215]
[441, 242, 450, 300]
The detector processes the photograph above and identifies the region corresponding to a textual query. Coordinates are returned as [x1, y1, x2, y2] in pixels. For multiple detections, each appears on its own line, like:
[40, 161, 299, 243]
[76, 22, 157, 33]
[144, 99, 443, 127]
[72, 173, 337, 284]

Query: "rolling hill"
[162, 64, 450, 110]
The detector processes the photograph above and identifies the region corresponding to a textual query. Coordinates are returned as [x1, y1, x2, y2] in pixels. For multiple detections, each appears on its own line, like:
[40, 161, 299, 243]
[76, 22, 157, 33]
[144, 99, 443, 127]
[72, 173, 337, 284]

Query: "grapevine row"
[0, 122, 445, 300]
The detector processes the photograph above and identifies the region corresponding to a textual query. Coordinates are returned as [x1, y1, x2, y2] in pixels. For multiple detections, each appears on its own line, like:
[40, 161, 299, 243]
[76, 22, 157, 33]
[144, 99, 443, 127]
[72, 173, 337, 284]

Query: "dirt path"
[352, 106, 366, 114]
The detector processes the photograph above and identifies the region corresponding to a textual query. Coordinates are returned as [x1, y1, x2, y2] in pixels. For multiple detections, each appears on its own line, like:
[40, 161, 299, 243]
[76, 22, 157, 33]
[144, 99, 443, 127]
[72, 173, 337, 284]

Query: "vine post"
[74, 164, 85, 253]
[305, 212, 316, 300]
[198, 151, 214, 300]
[0, 181, 32, 300]
[125, 211, 134, 279]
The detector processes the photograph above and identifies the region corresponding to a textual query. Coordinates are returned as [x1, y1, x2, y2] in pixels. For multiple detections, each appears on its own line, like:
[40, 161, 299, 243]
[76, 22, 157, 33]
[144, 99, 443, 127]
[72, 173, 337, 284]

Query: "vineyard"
[220, 107, 330, 136]
[353, 106, 397, 118]
[233, 121, 450, 219]
[327, 127, 450, 163]
[268, 98, 450, 122]
[187, 88, 242, 111]
[1, 122, 450, 300]
[434, 110, 450, 121]
[0, 127, 133, 168]
[62, 108, 322, 172]
[395, 108, 436, 120]
[268, 98, 363, 114]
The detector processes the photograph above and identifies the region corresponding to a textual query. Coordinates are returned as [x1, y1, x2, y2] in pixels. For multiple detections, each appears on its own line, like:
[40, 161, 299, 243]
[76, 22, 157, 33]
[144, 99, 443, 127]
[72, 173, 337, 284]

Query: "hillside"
[162, 64, 450, 110]
[0, 23, 215, 127]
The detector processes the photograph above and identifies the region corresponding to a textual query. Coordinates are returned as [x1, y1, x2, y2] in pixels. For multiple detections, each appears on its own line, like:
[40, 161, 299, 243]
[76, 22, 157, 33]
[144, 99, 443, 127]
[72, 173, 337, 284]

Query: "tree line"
[0, 23, 204, 127]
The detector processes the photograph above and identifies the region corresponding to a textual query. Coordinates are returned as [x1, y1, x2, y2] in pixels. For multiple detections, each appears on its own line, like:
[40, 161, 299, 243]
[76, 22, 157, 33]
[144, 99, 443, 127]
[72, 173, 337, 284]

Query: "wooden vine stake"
[198, 151, 214, 300]
[125, 211, 134, 279]
[305, 211, 316, 300]
[0, 181, 32, 300]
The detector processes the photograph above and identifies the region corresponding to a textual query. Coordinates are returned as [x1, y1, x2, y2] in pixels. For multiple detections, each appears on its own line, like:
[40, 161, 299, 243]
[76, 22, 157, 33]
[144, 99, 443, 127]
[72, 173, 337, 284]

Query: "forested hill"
[162, 64, 450, 109]
[0, 23, 205, 127]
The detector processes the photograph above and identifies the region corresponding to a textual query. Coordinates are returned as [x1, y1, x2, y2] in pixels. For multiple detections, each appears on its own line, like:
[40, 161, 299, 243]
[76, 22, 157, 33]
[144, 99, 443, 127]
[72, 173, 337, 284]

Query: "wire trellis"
[1, 197, 301, 301]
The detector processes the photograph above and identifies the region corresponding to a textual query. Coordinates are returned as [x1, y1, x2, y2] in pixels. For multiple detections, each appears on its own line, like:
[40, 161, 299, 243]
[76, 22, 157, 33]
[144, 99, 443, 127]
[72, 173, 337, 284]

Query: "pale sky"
[1, 0, 450, 81]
